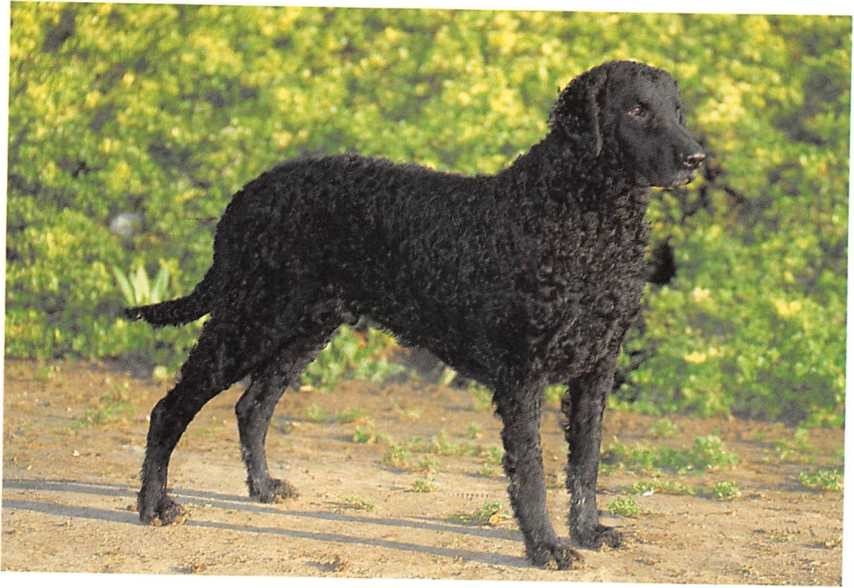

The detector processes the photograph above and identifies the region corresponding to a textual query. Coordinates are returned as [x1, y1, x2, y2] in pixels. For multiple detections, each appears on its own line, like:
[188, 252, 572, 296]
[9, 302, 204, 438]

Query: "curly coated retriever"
[127, 60, 705, 569]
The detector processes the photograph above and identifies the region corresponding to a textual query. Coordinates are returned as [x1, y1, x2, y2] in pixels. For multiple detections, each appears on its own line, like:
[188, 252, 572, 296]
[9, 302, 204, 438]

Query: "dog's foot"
[573, 524, 622, 549]
[249, 478, 299, 503]
[527, 539, 583, 570]
[139, 495, 188, 526]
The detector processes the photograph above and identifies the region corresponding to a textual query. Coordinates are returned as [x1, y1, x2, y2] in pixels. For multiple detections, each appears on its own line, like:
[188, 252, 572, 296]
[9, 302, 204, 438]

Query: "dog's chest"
[531, 206, 648, 373]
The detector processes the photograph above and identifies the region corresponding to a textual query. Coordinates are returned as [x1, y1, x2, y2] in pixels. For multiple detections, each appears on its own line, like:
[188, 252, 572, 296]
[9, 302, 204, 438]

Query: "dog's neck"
[497, 130, 643, 213]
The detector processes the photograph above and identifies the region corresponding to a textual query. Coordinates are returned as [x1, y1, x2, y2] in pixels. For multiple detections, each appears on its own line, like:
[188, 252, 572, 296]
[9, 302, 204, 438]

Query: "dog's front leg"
[563, 361, 622, 549]
[495, 384, 581, 569]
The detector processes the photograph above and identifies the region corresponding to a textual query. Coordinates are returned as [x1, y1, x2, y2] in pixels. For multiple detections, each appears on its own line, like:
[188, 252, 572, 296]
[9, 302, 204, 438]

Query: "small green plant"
[415, 456, 440, 475]
[352, 422, 376, 444]
[711, 480, 741, 501]
[603, 435, 738, 474]
[607, 496, 640, 517]
[410, 479, 437, 493]
[649, 418, 679, 438]
[799, 468, 843, 492]
[628, 480, 655, 495]
[604, 442, 659, 471]
[466, 423, 482, 439]
[382, 444, 411, 470]
[449, 501, 506, 526]
[112, 264, 170, 307]
[691, 435, 740, 470]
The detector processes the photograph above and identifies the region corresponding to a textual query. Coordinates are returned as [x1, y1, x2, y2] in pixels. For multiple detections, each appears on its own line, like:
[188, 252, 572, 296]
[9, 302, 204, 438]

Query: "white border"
[1, 3, 851, 588]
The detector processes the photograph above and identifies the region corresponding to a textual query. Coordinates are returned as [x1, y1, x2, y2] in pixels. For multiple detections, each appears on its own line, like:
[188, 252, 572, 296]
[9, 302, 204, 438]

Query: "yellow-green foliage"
[799, 468, 843, 492]
[7, 5, 849, 424]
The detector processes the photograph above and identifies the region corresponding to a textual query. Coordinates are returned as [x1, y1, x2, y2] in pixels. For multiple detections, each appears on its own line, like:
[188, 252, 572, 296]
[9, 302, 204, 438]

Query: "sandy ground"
[1, 358, 844, 583]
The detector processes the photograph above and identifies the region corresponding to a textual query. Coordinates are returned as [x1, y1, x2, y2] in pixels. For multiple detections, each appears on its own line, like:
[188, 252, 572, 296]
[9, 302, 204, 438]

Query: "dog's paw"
[573, 524, 622, 549]
[527, 539, 583, 570]
[250, 478, 299, 503]
[139, 495, 188, 526]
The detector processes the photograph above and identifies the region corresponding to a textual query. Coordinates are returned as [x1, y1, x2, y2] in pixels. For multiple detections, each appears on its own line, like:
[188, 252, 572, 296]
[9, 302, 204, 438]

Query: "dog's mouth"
[666, 171, 696, 188]
[645, 173, 695, 190]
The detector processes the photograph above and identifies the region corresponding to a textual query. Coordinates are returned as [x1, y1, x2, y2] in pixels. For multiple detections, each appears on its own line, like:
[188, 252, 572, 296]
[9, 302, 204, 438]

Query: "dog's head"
[550, 60, 705, 188]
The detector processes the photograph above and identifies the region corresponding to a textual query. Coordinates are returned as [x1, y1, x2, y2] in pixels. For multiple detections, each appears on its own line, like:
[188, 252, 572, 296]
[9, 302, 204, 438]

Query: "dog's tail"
[124, 265, 218, 327]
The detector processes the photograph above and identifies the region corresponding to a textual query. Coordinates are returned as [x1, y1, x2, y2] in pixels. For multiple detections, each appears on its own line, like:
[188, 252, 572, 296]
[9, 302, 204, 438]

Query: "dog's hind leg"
[495, 382, 581, 570]
[563, 358, 622, 549]
[138, 307, 290, 525]
[236, 314, 339, 503]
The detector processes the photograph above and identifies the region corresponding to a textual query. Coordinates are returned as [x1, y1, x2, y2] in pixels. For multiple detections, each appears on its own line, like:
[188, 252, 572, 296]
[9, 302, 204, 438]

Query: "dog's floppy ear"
[549, 66, 609, 156]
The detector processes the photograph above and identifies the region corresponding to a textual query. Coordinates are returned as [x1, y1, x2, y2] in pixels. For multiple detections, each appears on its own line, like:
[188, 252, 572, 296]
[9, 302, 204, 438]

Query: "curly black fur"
[129, 60, 704, 569]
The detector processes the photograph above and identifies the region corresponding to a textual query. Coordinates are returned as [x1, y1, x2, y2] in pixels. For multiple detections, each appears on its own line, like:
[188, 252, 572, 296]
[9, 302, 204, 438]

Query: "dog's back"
[211, 154, 536, 380]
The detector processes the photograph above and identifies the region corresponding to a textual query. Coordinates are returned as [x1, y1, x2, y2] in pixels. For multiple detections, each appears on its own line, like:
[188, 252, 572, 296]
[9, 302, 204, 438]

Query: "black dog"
[127, 60, 704, 569]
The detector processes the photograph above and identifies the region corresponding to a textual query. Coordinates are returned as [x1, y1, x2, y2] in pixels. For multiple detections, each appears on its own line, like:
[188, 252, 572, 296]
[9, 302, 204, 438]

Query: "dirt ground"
[1, 358, 845, 583]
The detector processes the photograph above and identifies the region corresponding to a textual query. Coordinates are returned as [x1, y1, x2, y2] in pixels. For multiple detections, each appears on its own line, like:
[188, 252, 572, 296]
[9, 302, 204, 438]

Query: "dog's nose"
[683, 152, 706, 170]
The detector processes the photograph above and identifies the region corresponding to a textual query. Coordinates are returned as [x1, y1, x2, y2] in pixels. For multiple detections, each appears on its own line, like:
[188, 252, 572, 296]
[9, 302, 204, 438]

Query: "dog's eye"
[627, 104, 649, 119]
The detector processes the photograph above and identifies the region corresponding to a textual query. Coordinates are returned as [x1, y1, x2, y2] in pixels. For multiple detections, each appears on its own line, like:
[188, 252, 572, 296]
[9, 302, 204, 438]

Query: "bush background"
[6, 4, 850, 426]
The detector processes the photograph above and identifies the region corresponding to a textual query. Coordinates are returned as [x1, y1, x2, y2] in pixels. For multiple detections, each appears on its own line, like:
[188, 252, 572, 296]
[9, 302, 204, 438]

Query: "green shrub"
[607, 497, 640, 517]
[710, 481, 741, 501]
[381, 444, 411, 470]
[7, 6, 847, 425]
[690, 435, 740, 470]
[415, 456, 440, 476]
[301, 325, 404, 390]
[799, 468, 843, 492]
[613, 17, 849, 427]
[352, 422, 377, 444]
[410, 479, 437, 493]
[604, 434, 738, 474]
